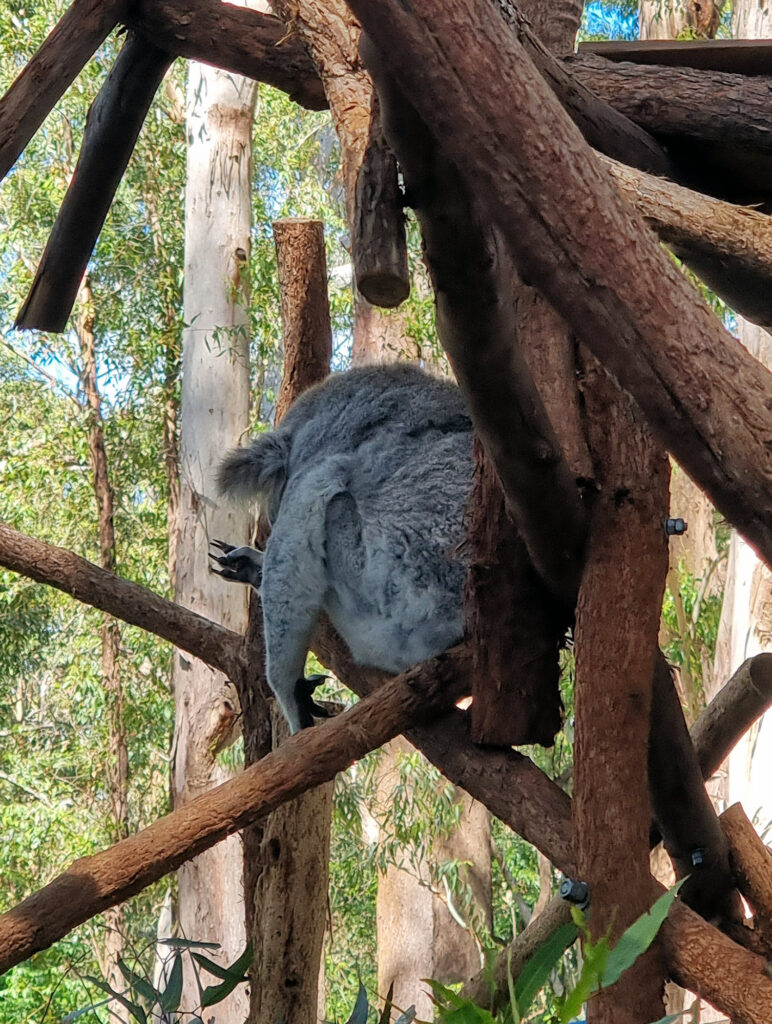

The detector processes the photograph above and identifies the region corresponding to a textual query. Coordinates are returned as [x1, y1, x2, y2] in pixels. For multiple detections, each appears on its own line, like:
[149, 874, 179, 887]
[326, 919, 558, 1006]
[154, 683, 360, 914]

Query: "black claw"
[294, 674, 331, 727]
[210, 538, 236, 554]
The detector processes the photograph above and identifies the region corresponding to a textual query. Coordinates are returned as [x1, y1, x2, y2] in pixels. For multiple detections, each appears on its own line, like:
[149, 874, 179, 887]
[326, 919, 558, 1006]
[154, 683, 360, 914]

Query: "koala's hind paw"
[293, 673, 333, 729]
[208, 540, 263, 589]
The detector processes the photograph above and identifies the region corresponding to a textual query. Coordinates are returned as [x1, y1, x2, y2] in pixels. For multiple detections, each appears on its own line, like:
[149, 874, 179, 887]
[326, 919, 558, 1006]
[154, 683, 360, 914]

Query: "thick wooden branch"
[0, 520, 243, 680]
[16, 33, 172, 333]
[0, 0, 127, 182]
[127, 0, 326, 110]
[350, 0, 772, 570]
[602, 155, 772, 333]
[363, 40, 586, 604]
[721, 803, 772, 936]
[0, 649, 467, 975]
[567, 54, 772, 206]
[692, 654, 772, 778]
[580, 38, 772, 77]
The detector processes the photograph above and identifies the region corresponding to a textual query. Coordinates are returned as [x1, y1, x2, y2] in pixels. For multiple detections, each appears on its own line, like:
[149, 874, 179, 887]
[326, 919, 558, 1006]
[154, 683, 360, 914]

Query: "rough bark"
[567, 53, 772, 207]
[241, 217, 334, 1024]
[721, 802, 772, 950]
[0, 0, 127, 181]
[573, 357, 670, 1023]
[601, 153, 772, 332]
[662, 899, 772, 1023]
[272, 0, 408, 310]
[77, 278, 129, 997]
[172, 56, 258, 1021]
[273, 219, 334, 422]
[126, 0, 326, 110]
[351, 0, 772, 569]
[16, 33, 172, 332]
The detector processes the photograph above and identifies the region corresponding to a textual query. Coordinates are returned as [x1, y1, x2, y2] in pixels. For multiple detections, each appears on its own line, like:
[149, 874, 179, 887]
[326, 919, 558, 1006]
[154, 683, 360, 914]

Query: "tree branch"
[0, 520, 243, 680]
[602, 154, 772, 333]
[126, 0, 327, 110]
[0, 648, 468, 975]
[692, 654, 772, 779]
[0, 0, 127, 182]
[349, 0, 772, 569]
[721, 803, 772, 938]
[16, 33, 172, 333]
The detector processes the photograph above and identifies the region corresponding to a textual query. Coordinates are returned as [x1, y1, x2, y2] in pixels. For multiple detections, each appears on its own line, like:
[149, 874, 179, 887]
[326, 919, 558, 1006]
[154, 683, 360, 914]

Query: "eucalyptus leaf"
[117, 958, 160, 1005]
[83, 976, 147, 1024]
[159, 952, 183, 1013]
[158, 937, 221, 950]
[61, 997, 111, 1022]
[513, 920, 578, 1017]
[344, 982, 369, 1024]
[600, 880, 686, 989]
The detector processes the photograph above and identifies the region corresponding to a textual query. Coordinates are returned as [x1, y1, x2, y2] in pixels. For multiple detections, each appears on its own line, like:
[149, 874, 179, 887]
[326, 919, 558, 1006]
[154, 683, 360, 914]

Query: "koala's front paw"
[208, 539, 264, 589]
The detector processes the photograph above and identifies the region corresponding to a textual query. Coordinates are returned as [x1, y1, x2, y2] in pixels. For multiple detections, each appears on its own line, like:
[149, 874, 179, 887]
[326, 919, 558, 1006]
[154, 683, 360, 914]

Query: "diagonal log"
[602, 154, 772, 333]
[348, 0, 772, 570]
[16, 32, 172, 333]
[126, 0, 327, 110]
[0, 0, 128, 182]
[0, 648, 468, 975]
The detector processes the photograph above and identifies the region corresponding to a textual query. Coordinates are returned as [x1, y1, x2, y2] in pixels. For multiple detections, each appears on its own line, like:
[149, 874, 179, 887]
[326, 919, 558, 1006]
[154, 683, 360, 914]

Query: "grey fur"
[216, 364, 474, 733]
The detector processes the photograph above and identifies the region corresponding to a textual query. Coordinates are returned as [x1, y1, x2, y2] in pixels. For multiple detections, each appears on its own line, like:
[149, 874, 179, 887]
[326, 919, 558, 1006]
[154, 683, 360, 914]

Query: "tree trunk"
[172, 55, 257, 1021]
[77, 278, 129, 1000]
[639, 0, 723, 39]
[573, 356, 670, 1024]
[242, 217, 334, 1024]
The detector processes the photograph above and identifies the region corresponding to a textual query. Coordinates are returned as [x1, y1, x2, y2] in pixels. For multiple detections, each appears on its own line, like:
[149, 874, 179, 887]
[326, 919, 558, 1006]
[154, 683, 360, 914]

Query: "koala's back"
[270, 365, 474, 673]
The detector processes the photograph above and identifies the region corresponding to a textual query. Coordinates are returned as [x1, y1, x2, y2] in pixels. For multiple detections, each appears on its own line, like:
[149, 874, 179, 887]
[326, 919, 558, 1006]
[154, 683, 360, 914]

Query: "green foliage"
[70, 941, 252, 1023]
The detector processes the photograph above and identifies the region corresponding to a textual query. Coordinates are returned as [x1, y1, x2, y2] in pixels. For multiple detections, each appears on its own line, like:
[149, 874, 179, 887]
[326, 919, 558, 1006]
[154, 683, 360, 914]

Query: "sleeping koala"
[212, 363, 474, 733]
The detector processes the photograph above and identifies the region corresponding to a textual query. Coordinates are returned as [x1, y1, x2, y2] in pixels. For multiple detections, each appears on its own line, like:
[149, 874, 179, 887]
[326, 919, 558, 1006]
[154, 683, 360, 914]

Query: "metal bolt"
[665, 517, 688, 536]
[560, 877, 590, 910]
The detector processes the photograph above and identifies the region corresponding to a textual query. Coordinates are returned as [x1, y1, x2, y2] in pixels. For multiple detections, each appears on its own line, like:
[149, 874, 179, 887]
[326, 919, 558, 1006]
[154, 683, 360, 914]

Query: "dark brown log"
[650, 652, 737, 919]
[573, 355, 669, 1022]
[721, 803, 772, 941]
[0, 647, 468, 976]
[353, 92, 410, 307]
[461, 895, 574, 1013]
[16, 33, 172, 333]
[126, 0, 326, 110]
[0, 519, 243, 680]
[272, 219, 334, 422]
[464, 439, 566, 746]
[581, 38, 772, 76]
[692, 654, 772, 779]
[602, 155, 772, 332]
[0, 0, 127, 182]
[350, 0, 772, 571]
[567, 53, 772, 206]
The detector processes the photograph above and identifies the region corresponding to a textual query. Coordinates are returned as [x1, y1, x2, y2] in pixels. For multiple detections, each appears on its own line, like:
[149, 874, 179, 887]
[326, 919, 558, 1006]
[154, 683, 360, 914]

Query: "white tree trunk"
[172, 53, 258, 1021]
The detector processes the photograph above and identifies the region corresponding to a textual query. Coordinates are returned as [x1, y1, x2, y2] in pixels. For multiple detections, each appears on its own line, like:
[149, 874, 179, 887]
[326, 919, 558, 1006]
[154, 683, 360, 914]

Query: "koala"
[212, 363, 474, 733]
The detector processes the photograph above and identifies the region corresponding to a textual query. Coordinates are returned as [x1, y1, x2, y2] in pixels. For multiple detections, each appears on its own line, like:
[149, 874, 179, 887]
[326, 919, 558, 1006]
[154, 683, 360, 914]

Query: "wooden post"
[241, 216, 334, 1024]
[16, 33, 172, 332]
